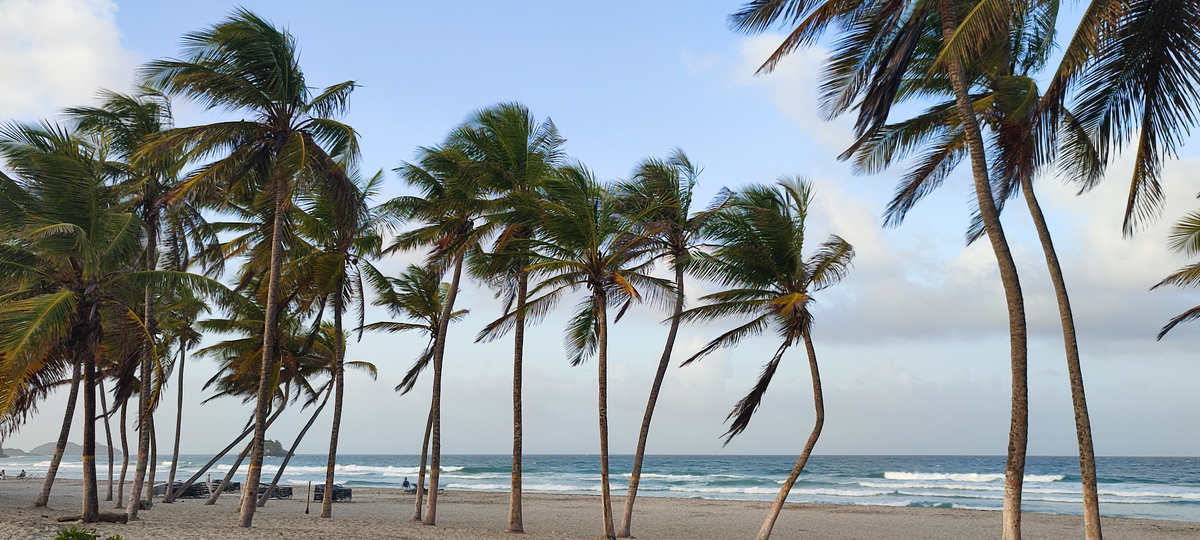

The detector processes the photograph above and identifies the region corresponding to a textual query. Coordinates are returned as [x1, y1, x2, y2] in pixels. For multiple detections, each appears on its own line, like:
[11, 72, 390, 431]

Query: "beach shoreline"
[3, 479, 1198, 539]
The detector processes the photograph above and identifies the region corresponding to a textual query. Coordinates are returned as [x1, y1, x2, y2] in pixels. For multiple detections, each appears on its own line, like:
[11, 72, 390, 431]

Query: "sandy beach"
[1, 479, 1196, 540]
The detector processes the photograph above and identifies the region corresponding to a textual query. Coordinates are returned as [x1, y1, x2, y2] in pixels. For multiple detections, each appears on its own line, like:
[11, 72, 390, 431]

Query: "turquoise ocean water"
[6, 454, 1197, 522]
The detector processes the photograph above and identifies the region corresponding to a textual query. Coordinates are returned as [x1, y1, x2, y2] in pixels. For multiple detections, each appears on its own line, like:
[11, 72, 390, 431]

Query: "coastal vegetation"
[1, 2, 1198, 540]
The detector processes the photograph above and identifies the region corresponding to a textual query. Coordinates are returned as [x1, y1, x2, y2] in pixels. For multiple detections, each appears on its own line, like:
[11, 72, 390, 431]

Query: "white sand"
[2, 479, 1197, 539]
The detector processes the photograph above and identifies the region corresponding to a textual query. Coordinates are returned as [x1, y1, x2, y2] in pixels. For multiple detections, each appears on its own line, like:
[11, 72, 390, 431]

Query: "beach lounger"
[313, 484, 352, 502]
[257, 484, 294, 499]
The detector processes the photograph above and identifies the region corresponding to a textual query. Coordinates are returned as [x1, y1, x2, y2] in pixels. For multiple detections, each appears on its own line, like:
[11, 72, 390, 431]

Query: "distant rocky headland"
[0, 442, 121, 458]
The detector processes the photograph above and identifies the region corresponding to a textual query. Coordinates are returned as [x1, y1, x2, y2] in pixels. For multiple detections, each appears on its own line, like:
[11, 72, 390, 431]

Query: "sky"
[2, 0, 1199, 458]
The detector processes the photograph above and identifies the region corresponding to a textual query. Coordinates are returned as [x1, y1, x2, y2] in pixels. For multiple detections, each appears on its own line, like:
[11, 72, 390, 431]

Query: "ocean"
[5, 454, 1197, 522]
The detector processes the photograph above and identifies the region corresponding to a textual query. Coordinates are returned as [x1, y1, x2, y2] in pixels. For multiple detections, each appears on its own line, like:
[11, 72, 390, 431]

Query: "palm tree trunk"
[170, 422, 254, 501]
[165, 346, 186, 503]
[239, 179, 289, 528]
[99, 379, 114, 502]
[207, 442, 251, 505]
[413, 396, 434, 522]
[938, 2, 1028, 538]
[35, 357, 81, 507]
[116, 398, 129, 507]
[508, 272, 528, 533]
[321, 278, 347, 519]
[758, 338, 821, 540]
[1020, 174, 1101, 539]
[423, 253, 464, 526]
[146, 415, 157, 505]
[594, 291, 616, 540]
[259, 386, 332, 507]
[127, 223, 158, 521]
[82, 333, 100, 523]
[618, 263, 685, 538]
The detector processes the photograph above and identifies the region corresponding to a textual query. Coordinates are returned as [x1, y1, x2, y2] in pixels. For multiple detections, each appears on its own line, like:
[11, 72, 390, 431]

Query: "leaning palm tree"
[361, 263, 466, 521]
[381, 142, 490, 525]
[612, 149, 710, 538]
[455, 103, 564, 532]
[141, 8, 359, 527]
[522, 165, 669, 540]
[729, 3, 1030, 536]
[681, 177, 852, 540]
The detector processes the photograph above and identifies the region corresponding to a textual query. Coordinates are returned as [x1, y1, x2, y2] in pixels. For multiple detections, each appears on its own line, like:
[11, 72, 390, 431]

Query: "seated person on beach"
[1, 469, 5, 479]
[18, 470, 25, 478]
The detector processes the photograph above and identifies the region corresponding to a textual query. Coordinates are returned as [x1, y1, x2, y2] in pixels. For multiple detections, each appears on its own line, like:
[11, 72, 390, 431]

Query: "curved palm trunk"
[259, 386, 331, 507]
[938, 2, 1028, 538]
[424, 253, 464, 526]
[508, 273, 528, 533]
[618, 263, 685, 538]
[239, 179, 289, 528]
[321, 280, 347, 519]
[35, 357, 81, 507]
[82, 333, 100, 523]
[165, 346, 187, 503]
[594, 291, 616, 540]
[127, 224, 158, 521]
[758, 337, 821, 540]
[413, 397, 434, 522]
[99, 379, 114, 502]
[116, 398, 129, 507]
[206, 442, 251, 505]
[1020, 175, 1101, 539]
[170, 422, 254, 501]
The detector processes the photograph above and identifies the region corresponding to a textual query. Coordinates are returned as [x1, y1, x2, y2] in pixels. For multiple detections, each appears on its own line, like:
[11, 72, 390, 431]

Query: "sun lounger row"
[313, 484, 352, 502]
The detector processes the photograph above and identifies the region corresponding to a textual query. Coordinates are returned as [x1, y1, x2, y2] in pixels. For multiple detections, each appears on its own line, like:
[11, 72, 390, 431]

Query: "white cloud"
[0, 0, 137, 120]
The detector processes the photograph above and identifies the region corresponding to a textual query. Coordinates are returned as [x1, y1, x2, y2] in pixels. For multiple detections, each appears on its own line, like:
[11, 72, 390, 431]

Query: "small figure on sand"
[18, 469, 25, 478]
[1, 469, 5, 479]
[402, 477, 417, 494]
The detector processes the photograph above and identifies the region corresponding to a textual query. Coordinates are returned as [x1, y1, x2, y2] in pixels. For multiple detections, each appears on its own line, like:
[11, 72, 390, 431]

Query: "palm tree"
[292, 170, 383, 519]
[381, 143, 489, 525]
[0, 121, 150, 522]
[612, 149, 709, 538]
[729, 3, 1030, 536]
[361, 264, 467, 521]
[67, 87, 204, 516]
[156, 291, 208, 503]
[680, 177, 852, 540]
[837, 7, 1108, 533]
[141, 8, 359, 527]
[522, 165, 670, 540]
[455, 102, 564, 533]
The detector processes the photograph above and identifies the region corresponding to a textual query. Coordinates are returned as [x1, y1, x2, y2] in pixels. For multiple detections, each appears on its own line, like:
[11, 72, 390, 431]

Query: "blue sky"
[3, 0, 1199, 458]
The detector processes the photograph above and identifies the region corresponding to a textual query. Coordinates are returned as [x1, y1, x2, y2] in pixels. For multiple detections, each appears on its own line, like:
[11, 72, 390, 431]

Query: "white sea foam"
[443, 482, 506, 490]
[882, 472, 1063, 483]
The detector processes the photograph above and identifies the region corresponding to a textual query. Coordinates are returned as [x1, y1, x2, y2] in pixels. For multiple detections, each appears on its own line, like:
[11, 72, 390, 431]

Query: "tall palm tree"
[837, 6, 1108, 533]
[141, 8, 359, 527]
[680, 177, 852, 540]
[382, 143, 489, 525]
[728, 3, 1030, 536]
[361, 264, 467, 521]
[292, 170, 383, 519]
[456, 102, 564, 533]
[67, 87, 199, 516]
[612, 149, 709, 538]
[522, 165, 669, 540]
[0, 121, 150, 522]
